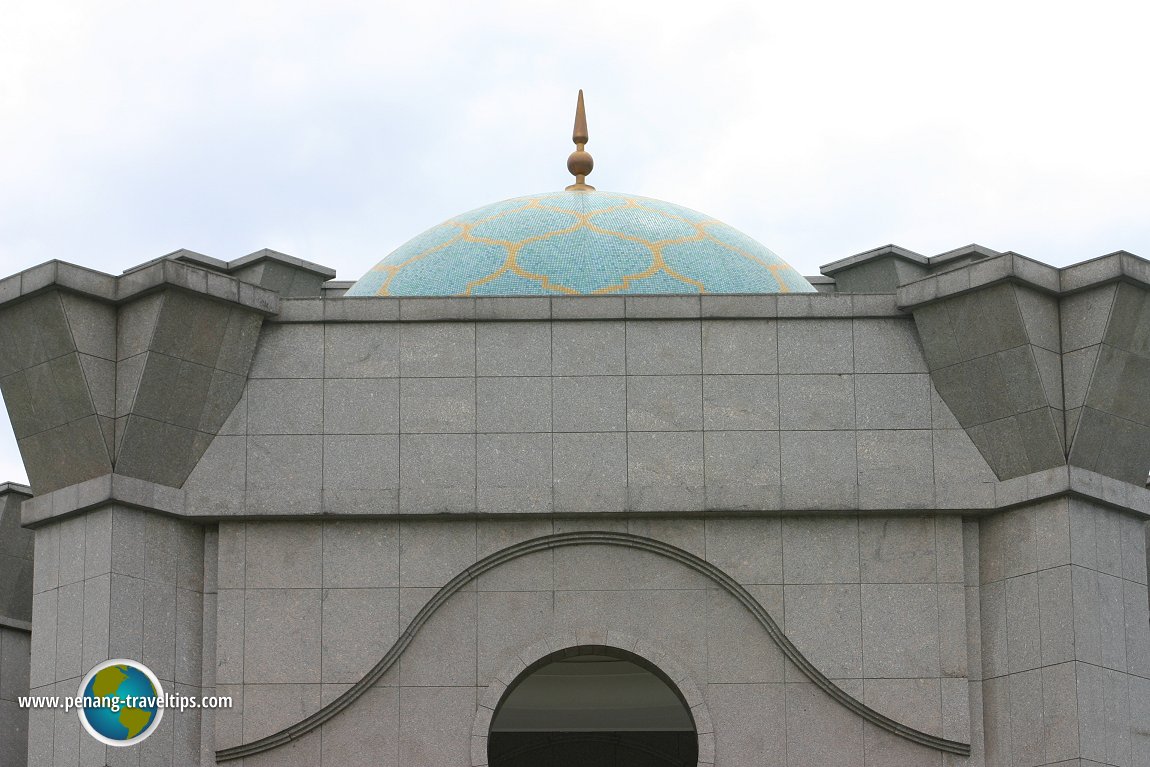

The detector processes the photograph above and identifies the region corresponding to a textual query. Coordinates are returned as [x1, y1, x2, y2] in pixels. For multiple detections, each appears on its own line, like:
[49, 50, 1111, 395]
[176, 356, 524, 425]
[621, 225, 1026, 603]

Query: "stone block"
[246, 378, 323, 434]
[706, 589, 785, 683]
[554, 542, 707, 592]
[857, 430, 935, 509]
[476, 376, 551, 433]
[861, 584, 940, 678]
[474, 295, 550, 321]
[627, 375, 702, 430]
[938, 583, 967, 678]
[1104, 281, 1150, 355]
[1061, 284, 1117, 352]
[553, 432, 627, 513]
[322, 435, 400, 514]
[245, 522, 321, 588]
[399, 377, 475, 433]
[1038, 566, 1075, 667]
[858, 516, 937, 584]
[855, 374, 931, 429]
[245, 435, 323, 514]
[853, 317, 928, 373]
[553, 588, 708, 679]
[625, 320, 702, 374]
[1041, 662, 1081, 763]
[397, 686, 475, 767]
[320, 686, 399, 767]
[53, 581, 83, 683]
[398, 434, 476, 514]
[0, 628, 30, 701]
[551, 320, 626, 375]
[477, 589, 553, 683]
[1004, 573, 1041, 673]
[248, 323, 324, 378]
[782, 516, 859, 584]
[215, 588, 244, 684]
[627, 431, 704, 512]
[475, 321, 551, 376]
[322, 520, 399, 588]
[551, 376, 626, 432]
[399, 589, 477, 686]
[173, 587, 202, 685]
[1125, 578, 1150, 679]
[701, 319, 777, 374]
[551, 295, 624, 319]
[1072, 567, 1103, 666]
[777, 319, 853, 373]
[399, 520, 476, 588]
[241, 683, 321, 744]
[785, 682, 863, 767]
[702, 374, 779, 430]
[705, 684, 786, 767]
[477, 433, 553, 514]
[783, 585, 862, 678]
[322, 588, 398, 683]
[863, 677, 942, 736]
[57, 516, 85, 586]
[399, 322, 475, 377]
[704, 517, 782, 584]
[243, 588, 321, 684]
[703, 431, 781, 511]
[475, 520, 554, 591]
[323, 323, 400, 377]
[323, 378, 399, 434]
[108, 573, 144, 661]
[780, 431, 858, 509]
[626, 295, 700, 318]
[1007, 668, 1044, 767]
[0, 292, 74, 375]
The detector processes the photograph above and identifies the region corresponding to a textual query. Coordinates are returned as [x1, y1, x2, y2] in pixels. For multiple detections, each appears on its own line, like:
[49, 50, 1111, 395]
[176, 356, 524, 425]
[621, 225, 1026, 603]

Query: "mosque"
[0, 92, 1148, 767]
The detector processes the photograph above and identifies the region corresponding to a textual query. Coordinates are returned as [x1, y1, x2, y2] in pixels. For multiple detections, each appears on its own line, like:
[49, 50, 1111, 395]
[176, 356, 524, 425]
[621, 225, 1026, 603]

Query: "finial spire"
[565, 89, 595, 191]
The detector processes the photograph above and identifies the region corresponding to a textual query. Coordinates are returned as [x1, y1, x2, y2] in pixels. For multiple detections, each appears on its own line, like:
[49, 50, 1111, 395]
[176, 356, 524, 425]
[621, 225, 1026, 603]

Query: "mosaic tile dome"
[346, 191, 815, 296]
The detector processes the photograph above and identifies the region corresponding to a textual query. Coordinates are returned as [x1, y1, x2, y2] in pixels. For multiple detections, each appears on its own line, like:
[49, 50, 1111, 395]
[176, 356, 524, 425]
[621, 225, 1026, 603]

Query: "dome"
[345, 190, 815, 296]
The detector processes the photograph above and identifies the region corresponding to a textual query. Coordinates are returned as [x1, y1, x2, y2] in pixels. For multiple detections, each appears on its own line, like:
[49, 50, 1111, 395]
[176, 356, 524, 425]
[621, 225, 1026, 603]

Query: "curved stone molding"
[216, 531, 971, 761]
[470, 631, 716, 767]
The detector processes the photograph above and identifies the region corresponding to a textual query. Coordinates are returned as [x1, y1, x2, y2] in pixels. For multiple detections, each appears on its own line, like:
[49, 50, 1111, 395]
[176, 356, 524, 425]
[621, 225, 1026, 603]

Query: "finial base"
[565, 183, 596, 191]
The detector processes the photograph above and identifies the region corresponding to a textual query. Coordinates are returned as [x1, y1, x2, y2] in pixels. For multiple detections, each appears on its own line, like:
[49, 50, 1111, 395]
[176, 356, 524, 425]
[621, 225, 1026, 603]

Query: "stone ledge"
[897, 250, 1150, 309]
[0, 616, 32, 633]
[820, 244, 930, 276]
[21, 465, 1150, 527]
[0, 482, 32, 498]
[0, 259, 281, 315]
[267, 293, 906, 323]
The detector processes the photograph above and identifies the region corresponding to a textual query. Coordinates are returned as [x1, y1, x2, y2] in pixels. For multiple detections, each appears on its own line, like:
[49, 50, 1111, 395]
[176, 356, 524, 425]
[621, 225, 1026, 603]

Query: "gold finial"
[565, 89, 595, 191]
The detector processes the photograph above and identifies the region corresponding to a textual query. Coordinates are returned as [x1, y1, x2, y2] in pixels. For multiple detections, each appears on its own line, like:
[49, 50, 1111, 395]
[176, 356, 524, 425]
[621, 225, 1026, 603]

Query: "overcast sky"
[2, 0, 1149, 486]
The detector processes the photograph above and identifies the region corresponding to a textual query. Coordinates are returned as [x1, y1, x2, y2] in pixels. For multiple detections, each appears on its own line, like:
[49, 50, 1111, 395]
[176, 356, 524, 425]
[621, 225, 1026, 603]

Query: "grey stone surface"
[243, 588, 321, 684]
[704, 431, 781, 510]
[399, 376, 475, 433]
[398, 434, 476, 514]
[857, 430, 934, 509]
[324, 378, 399, 434]
[476, 376, 551, 433]
[399, 322, 474, 377]
[625, 320, 702, 374]
[476, 433, 553, 513]
[321, 588, 398, 683]
[247, 378, 324, 434]
[627, 431, 704, 511]
[553, 432, 627, 513]
[626, 375, 702, 431]
[551, 320, 625, 375]
[855, 374, 931, 429]
[784, 585, 863, 678]
[780, 431, 858, 509]
[475, 321, 551, 376]
[323, 322, 400, 377]
[777, 319, 853, 373]
[702, 374, 779, 431]
[861, 584, 940, 678]
[551, 376, 626, 432]
[779, 374, 855, 430]
[701, 319, 777, 374]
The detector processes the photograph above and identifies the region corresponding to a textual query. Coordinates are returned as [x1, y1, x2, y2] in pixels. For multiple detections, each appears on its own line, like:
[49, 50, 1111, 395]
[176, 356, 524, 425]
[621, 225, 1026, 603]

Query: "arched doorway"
[488, 648, 699, 767]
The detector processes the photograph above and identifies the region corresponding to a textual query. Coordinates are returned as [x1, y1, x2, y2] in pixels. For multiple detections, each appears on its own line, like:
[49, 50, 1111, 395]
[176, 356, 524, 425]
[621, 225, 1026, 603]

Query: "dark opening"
[489, 651, 698, 767]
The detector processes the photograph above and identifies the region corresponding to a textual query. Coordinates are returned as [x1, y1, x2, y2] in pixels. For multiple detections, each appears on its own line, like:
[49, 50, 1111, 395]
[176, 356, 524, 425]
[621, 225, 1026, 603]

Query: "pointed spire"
[565, 89, 595, 191]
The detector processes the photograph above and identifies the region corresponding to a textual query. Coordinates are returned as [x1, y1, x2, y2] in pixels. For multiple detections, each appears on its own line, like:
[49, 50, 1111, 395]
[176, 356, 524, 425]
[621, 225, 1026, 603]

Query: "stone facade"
[0, 246, 1148, 765]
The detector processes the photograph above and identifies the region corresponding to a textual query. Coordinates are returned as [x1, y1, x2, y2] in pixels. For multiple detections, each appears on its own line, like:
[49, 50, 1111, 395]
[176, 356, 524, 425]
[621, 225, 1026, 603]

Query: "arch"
[216, 531, 970, 761]
[471, 632, 715, 767]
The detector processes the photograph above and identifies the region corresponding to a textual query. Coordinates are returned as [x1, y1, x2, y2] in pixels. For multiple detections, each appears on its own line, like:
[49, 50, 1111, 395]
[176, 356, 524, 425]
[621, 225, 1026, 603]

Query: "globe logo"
[76, 659, 164, 746]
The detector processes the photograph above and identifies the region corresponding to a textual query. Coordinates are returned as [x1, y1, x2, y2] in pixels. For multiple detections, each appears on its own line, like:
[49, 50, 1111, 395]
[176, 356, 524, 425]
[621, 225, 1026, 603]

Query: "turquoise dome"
[346, 190, 814, 296]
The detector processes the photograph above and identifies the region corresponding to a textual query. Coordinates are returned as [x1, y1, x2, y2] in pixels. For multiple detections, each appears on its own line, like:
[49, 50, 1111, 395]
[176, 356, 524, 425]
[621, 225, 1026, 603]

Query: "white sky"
[2, 0, 1149, 486]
